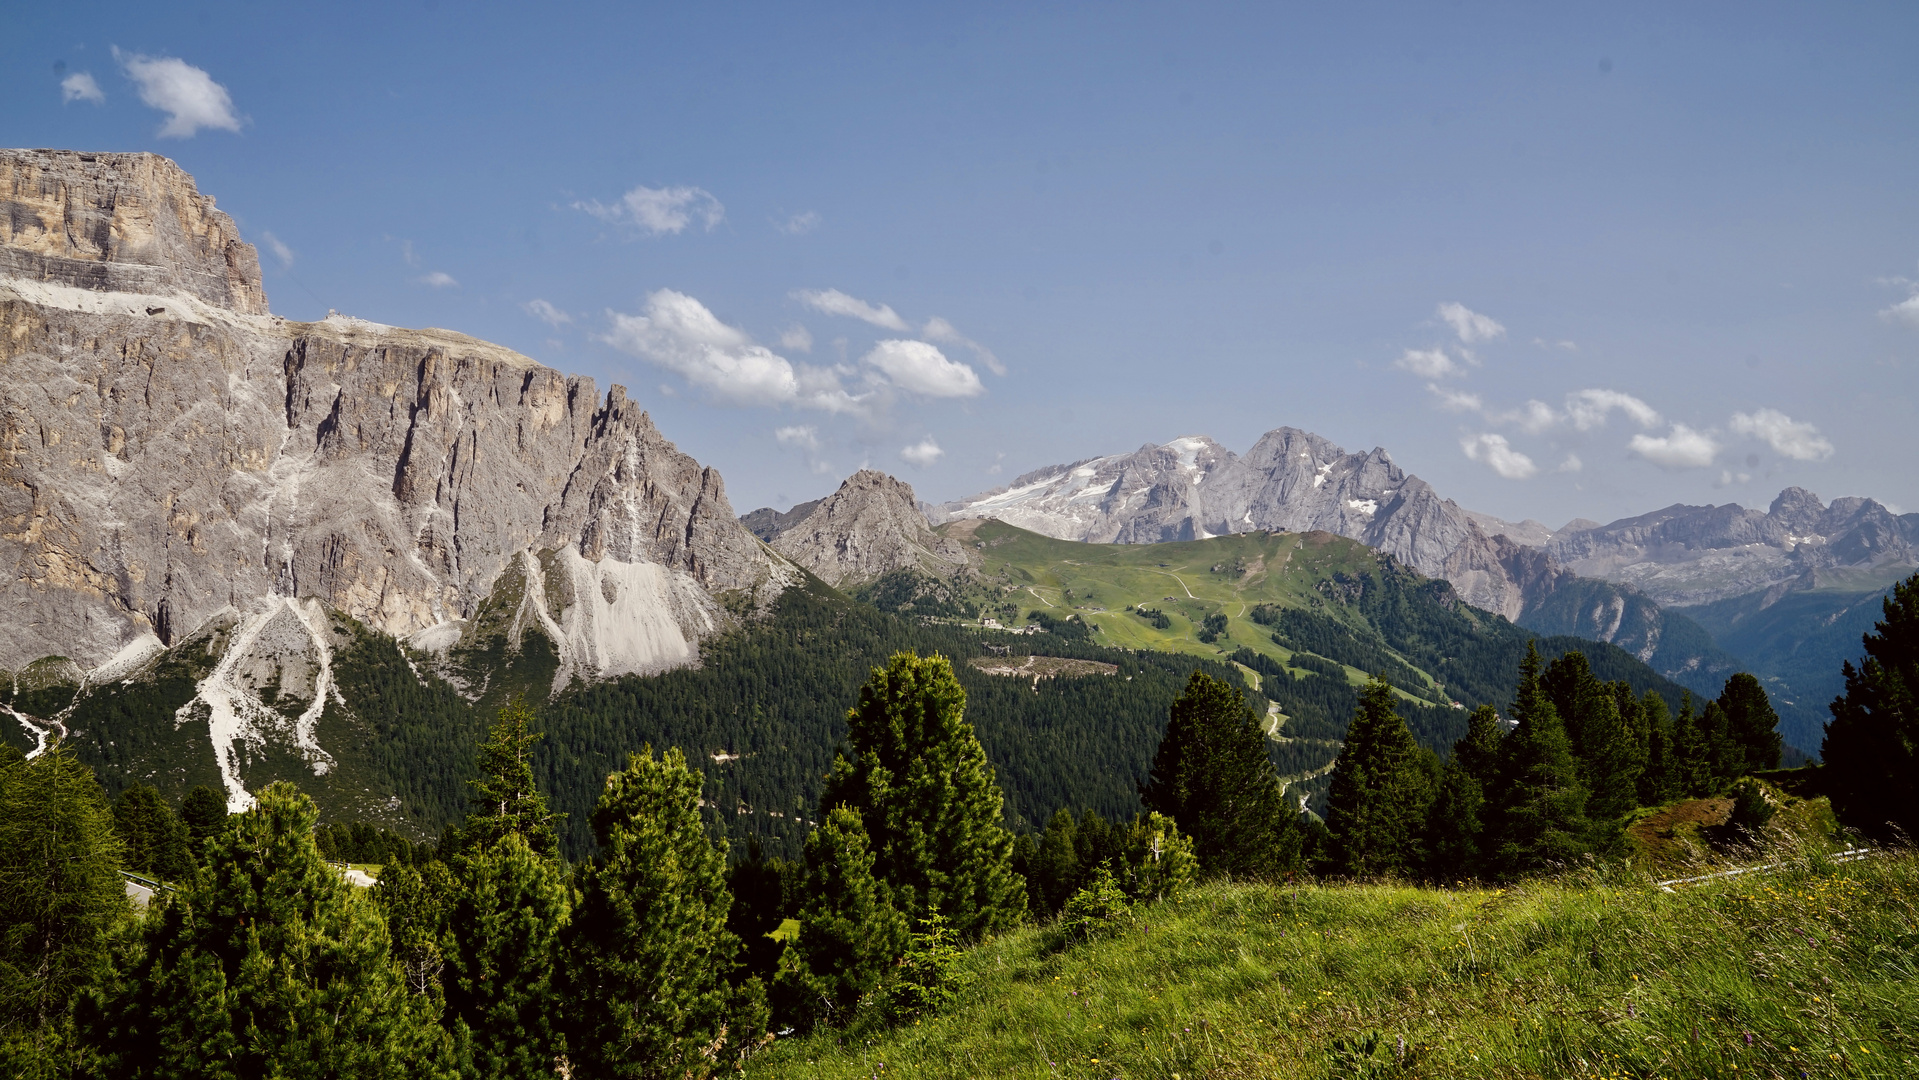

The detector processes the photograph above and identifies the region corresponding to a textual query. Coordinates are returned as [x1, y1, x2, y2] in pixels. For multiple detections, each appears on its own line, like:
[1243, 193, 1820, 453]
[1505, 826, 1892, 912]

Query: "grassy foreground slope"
[750, 848, 1919, 1079]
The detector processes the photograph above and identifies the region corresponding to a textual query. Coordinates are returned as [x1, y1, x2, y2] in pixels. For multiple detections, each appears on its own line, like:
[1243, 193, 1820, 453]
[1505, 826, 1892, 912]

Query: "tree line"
[6, 569, 1918, 1076]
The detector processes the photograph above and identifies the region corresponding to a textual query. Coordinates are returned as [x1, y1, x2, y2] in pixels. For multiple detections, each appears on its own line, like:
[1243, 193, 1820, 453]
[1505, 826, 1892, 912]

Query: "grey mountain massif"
[909, 434, 1918, 752]
[0, 150, 1899, 819]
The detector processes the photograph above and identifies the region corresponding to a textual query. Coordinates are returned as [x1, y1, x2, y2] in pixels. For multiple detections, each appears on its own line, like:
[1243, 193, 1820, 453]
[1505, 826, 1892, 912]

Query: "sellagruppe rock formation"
[0, 149, 795, 808]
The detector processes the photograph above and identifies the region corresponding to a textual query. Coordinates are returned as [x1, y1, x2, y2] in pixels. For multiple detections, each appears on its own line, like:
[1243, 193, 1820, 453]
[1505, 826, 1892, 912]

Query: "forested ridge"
[5, 571, 1918, 1078]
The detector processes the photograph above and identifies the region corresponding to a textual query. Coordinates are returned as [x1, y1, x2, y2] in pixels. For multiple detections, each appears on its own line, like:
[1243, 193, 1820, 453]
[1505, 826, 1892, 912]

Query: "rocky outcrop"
[1, 150, 268, 315]
[932, 428, 1551, 617]
[772, 470, 969, 587]
[0, 149, 792, 680]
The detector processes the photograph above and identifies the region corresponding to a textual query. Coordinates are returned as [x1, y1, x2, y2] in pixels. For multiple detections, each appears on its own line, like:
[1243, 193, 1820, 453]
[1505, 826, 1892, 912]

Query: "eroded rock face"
[0, 150, 268, 315]
[773, 470, 969, 587]
[0, 149, 790, 678]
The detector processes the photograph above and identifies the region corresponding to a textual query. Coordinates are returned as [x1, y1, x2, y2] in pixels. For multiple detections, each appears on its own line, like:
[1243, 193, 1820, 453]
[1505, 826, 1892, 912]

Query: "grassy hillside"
[749, 843, 1919, 1078]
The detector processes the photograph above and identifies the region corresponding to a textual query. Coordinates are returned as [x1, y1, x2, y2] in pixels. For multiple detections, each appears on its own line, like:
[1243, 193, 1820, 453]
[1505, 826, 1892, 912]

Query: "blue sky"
[9, 1, 1918, 525]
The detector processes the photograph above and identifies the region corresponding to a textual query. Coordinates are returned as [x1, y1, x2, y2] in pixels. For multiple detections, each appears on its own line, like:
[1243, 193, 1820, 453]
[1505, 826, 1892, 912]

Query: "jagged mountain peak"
[770, 469, 968, 587]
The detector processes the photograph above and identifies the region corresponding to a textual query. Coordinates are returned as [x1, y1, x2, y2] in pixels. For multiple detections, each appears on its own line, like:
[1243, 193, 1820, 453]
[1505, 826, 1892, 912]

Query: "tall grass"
[748, 841, 1919, 1078]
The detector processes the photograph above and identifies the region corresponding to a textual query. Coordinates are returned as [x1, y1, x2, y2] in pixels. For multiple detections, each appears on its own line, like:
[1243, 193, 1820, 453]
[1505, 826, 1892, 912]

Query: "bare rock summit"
[771, 470, 969, 587]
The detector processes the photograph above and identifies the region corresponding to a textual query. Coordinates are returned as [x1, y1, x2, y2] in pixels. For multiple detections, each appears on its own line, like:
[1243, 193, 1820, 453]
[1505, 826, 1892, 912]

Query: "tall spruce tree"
[463, 698, 561, 858]
[560, 748, 765, 1078]
[1637, 690, 1680, 805]
[1488, 644, 1591, 878]
[1141, 671, 1302, 879]
[1325, 677, 1434, 877]
[1542, 653, 1645, 822]
[1822, 571, 1919, 841]
[112, 783, 193, 882]
[177, 784, 228, 866]
[0, 741, 129, 1077]
[1030, 810, 1083, 915]
[445, 832, 568, 1080]
[819, 652, 1026, 939]
[1424, 705, 1502, 881]
[1716, 673, 1784, 774]
[771, 805, 908, 1028]
[88, 781, 449, 1079]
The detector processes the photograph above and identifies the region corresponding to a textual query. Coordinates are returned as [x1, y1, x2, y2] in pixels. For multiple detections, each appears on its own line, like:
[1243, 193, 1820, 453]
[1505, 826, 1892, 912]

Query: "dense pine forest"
[3, 573, 1915, 1078]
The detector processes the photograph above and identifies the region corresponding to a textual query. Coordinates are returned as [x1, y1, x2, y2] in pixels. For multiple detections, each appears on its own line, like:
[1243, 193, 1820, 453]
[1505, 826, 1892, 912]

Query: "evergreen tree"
[819, 652, 1026, 939]
[1325, 677, 1434, 877]
[1488, 644, 1591, 878]
[1822, 571, 1919, 841]
[1117, 811, 1197, 901]
[445, 832, 568, 1080]
[1716, 673, 1784, 773]
[1030, 810, 1082, 915]
[1637, 690, 1680, 805]
[111, 783, 193, 882]
[1423, 705, 1502, 881]
[771, 805, 908, 1028]
[463, 698, 561, 858]
[88, 781, 449, 1079]
[372, 858, 453, 1000]
[0, 741, 128, 1077]
[560, 748, 765, 1078]
[1542, 653, 1645, 822]
[1141, 671, 1302, 880]
[177, 784, 228, 866]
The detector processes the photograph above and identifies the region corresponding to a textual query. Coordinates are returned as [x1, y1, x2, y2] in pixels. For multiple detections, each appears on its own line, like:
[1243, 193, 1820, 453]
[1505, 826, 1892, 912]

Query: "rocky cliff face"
[931, 428, 1551, 618]
[0, 149, 795, 808]
[1, 150, 268, 315]
[771, 470, 968, 587]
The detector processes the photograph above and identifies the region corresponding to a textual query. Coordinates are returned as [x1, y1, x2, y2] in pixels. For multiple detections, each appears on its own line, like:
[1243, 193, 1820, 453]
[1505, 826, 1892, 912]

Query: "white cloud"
[900, 437, 945, 467]
[525, 299, 570, 327]
[793, 288, 911, 331]
[861, 340, 984, 398]
[575, 185, 725, 236]
[600, 289, 865, 413]
[1437, 302, 1506, 344]
[776, 211, 821, 235]
[1497, 399, 1559, 434]
[1396, 347, 1461, 379]
[1556, 454, 1583, 474]
[922, 316, 1007, 376]
[1427, 384, 1484, 412]
[61, 72, 104, 104]
[115, 50, 242, 137]
[779, 323, 814, 352]
[417, 271, 458, 288]
[1729, 408, 1835, 462]
[1629, 424, 1720, 469]
[1880, 294, 1919, 327]
[258, 231, 293, 270]
[1460, 433, 1538, 479]
[774, 425, 821, 452]
[1532, 337, 1578, 351]
[1566, 389, 1662, 431]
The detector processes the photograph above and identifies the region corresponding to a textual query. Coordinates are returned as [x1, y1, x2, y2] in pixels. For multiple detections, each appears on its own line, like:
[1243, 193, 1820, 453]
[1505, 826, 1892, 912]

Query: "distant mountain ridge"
[912, 431, 1917, 756]
[927, 429, 1554, 620]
